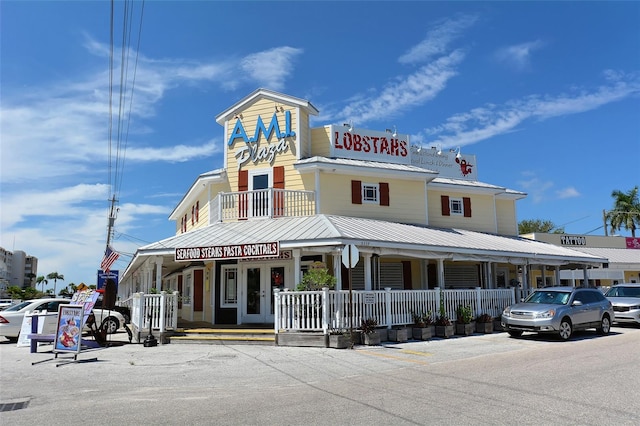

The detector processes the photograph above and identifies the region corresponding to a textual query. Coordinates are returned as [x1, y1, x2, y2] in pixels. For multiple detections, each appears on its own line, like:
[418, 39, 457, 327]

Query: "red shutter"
[273, 166, 285, 216]
[351, 180, 362, 204]
[191, 205, 195, 225]
[196, 201, 199, 222]
[238, 170, 248, 220]
[379, 182, 389, 206]
[463, 197, 472, 217]
[441, 195, 450, 216]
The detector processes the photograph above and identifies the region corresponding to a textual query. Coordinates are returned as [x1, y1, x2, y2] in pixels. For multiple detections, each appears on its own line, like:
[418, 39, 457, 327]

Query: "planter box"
[388, 327, 409, 342]
[435, 325, 455, 338]
[412, 326, 434, 340]
[328, 334, 351, 349]
[363, 331, 381, 346]
[493, 319, 505, 332]
[455, 322, 475, 336]
[476, 322, 493, 334]
[377, 328, 388, 342]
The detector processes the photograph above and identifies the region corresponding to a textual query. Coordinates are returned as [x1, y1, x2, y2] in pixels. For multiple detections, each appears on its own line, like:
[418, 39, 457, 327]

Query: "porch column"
[438, 258, 445, 289]
[555, 266, 561, 286]
[487, 263, 494, 289]
[333, 250, 342, 291]
[155, 256, 163, 291]
[292, 249, 302, 288]
[363, 252, 372, 290]
[541, 265, 546, 287]
[582, 265, 589, 287]
[143, 264, 153, 294]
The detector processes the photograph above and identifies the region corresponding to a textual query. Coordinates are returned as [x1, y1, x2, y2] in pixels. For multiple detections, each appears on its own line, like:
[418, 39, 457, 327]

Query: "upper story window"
[351, 180, 389, 206]
[362, 183, 379, 204]
[441, 195, 472, 217]
[450, 198, 463, 215]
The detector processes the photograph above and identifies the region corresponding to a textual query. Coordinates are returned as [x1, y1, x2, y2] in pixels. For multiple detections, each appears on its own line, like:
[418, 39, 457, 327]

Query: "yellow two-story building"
[119, 88, 605, 326]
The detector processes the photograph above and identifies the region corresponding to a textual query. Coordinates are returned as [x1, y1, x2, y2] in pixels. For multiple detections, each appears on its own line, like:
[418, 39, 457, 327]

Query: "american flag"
[100, 245, 120, 273]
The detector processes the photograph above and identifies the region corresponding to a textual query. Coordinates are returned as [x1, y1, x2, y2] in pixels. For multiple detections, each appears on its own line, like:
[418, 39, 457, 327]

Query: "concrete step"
[169, 328, 276, 345]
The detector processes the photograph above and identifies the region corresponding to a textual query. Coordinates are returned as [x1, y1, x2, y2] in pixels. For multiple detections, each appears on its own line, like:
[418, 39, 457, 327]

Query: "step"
[169, 328, 276, 345]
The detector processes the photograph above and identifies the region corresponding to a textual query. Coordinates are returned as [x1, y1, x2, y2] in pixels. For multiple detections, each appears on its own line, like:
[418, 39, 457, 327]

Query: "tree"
[518, 219, 564, 235]
[36, 276, 48, 293]
[46, 272, 64, 296]
[606, 186, 640, 237]
[26, 273, 36, 288]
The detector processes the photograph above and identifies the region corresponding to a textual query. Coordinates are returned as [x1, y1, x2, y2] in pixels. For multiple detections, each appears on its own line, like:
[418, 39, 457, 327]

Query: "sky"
[1, 1, 639, 291]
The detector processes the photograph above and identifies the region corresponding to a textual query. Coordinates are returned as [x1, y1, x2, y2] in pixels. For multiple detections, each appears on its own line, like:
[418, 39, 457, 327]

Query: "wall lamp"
[392, 126, 397, 137]
[234, 113, 243, 120]
[345, 120, 353, 132]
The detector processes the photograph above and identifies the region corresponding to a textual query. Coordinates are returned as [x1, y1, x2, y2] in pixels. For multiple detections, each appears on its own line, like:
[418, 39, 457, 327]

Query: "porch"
[210, 188, 316, 222]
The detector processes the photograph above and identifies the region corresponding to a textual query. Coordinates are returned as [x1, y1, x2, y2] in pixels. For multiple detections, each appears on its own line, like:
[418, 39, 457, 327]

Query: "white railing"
[212, 189, 316, 222]
[274, 287, 516, 334]
[131, 291, 179, 338]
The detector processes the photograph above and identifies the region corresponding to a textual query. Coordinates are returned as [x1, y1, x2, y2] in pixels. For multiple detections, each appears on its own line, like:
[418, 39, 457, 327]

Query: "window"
[362, 183, 379, 204]
[352, 181, 390, 206]
[221, 266, 238, 307]
[441, 195, 472, 217]
[450, 198, 463, 215]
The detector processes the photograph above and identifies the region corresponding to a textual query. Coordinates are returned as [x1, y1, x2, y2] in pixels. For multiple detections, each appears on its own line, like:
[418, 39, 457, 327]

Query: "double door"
[242, 263, 288, 324]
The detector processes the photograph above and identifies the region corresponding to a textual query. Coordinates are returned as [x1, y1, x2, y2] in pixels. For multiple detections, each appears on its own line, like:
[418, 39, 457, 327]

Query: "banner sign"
[97, 270, 119, 290]
[54, 305, 84, 354]
[175, 241, 280, 261]
[626, 237, 640, 249]
[330, 125, 409, 165]
[71, 290, 100, 328]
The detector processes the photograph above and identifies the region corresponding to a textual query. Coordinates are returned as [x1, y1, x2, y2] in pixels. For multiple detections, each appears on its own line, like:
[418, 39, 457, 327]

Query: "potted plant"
[360, 318, 380, 345]
[475, 313, 494, 334]
[296, 267, 337, 291]
[435, 291, 454, 338]
[412, 311, 435, 340]
[388, 325, 409, 342]
[327, 328, 351, 349]
[455, 305, 475, 336]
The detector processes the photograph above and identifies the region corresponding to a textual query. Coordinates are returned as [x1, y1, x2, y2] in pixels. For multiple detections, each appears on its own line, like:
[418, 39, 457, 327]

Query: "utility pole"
[106, 194, 118, 246]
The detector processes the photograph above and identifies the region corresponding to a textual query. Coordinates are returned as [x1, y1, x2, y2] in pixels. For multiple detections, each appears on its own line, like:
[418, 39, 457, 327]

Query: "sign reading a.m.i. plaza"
[175, 242, 280, 261]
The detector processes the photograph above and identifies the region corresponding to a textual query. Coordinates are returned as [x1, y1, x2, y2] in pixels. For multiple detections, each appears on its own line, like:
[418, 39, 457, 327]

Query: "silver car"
[501, 286, 614, 340]
[604, 283, 640, 326]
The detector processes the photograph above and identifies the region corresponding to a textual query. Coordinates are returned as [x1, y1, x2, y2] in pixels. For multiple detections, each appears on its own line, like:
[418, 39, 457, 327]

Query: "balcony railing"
[211, 189, 316, 222]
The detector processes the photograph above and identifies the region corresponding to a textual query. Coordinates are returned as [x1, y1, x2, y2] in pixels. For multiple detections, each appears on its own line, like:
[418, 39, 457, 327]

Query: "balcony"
[211, 189, 316, 222]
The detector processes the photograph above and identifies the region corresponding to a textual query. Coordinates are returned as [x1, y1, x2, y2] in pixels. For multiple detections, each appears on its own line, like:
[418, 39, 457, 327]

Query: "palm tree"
[46, 272, 65, 296]
[36, 276, 48, 293]
[607, 186, 640, 237]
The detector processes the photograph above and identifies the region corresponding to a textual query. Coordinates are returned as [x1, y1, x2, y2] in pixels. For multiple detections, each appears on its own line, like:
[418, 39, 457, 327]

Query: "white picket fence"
[274, 287, 518, 334]
[129, 291, 179, 337]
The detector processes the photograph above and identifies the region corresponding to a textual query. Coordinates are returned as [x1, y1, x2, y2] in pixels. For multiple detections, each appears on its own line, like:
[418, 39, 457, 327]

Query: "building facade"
[521, 233, 640, 287]
[0, 247, 38, 296]
[119, 89, 605, 326]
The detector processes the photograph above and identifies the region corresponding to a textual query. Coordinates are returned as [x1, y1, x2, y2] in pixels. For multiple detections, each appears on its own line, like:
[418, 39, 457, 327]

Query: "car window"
[4, 301, 31, 312]
[611, 286, 640, 298]
[526, 291, 570, 305]
[574, 291, 599, 304]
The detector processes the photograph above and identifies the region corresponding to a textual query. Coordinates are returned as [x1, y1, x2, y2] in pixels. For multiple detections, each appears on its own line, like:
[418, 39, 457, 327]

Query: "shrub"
[296, 268, 337, 291]
[456, 305, 473, 324]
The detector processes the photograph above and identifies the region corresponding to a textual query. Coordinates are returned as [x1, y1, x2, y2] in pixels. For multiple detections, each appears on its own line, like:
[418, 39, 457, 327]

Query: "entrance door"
[242, 264, 287, 323]
[249, 170, 272, 218]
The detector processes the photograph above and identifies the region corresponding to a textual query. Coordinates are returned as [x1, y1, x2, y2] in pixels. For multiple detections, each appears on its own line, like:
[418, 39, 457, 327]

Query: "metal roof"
[124, 215, 606, 278]
[567, 247, 640, 267]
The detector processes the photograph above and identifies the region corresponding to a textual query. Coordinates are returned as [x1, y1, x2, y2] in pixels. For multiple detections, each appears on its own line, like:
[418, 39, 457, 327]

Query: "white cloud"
[399, 14, 478, 64]
[556, 187, 581, 199]
[340, 50, 466, 124]
[494, 40, 545, 71]
[240, 47, 304, 91]
[517, 175, 554, 204]
[421, 73, 640, 149]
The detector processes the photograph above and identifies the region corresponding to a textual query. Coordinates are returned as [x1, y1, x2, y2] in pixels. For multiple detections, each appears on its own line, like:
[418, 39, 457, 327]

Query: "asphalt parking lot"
[2, 325, 639, 425]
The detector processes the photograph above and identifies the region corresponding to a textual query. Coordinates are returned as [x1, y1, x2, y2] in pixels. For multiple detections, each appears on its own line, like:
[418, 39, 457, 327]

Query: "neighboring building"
[0, 247, 39, 296]
[521, 234, 640, 287]
[119, 89, 605, 326]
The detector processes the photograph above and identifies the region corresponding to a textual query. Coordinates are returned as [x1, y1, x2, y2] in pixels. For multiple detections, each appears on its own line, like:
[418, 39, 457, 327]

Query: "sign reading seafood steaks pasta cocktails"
[175, 242, 280, 261]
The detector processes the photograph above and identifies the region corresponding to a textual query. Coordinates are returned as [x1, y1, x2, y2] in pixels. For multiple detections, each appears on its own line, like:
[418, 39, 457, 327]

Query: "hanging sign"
[176, 242, 280, 261]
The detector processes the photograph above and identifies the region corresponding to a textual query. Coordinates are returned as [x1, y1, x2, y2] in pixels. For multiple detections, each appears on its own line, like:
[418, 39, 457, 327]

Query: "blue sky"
[1, 1, 639, 291]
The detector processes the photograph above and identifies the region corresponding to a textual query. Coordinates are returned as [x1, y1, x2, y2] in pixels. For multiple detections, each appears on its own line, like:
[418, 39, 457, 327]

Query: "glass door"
[242, 264, 287, 324]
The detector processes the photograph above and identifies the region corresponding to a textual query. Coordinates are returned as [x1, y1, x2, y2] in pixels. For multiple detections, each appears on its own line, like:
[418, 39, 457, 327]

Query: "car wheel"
[508, 330, 523, 338]
[558, 319, 572, 341]
[597, 315, 611, 335]
[101, 317, 120, 334]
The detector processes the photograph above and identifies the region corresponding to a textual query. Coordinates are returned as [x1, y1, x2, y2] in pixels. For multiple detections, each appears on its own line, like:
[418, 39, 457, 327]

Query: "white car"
[604, 283, 640, 326]
[0, 298, 125, 343]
